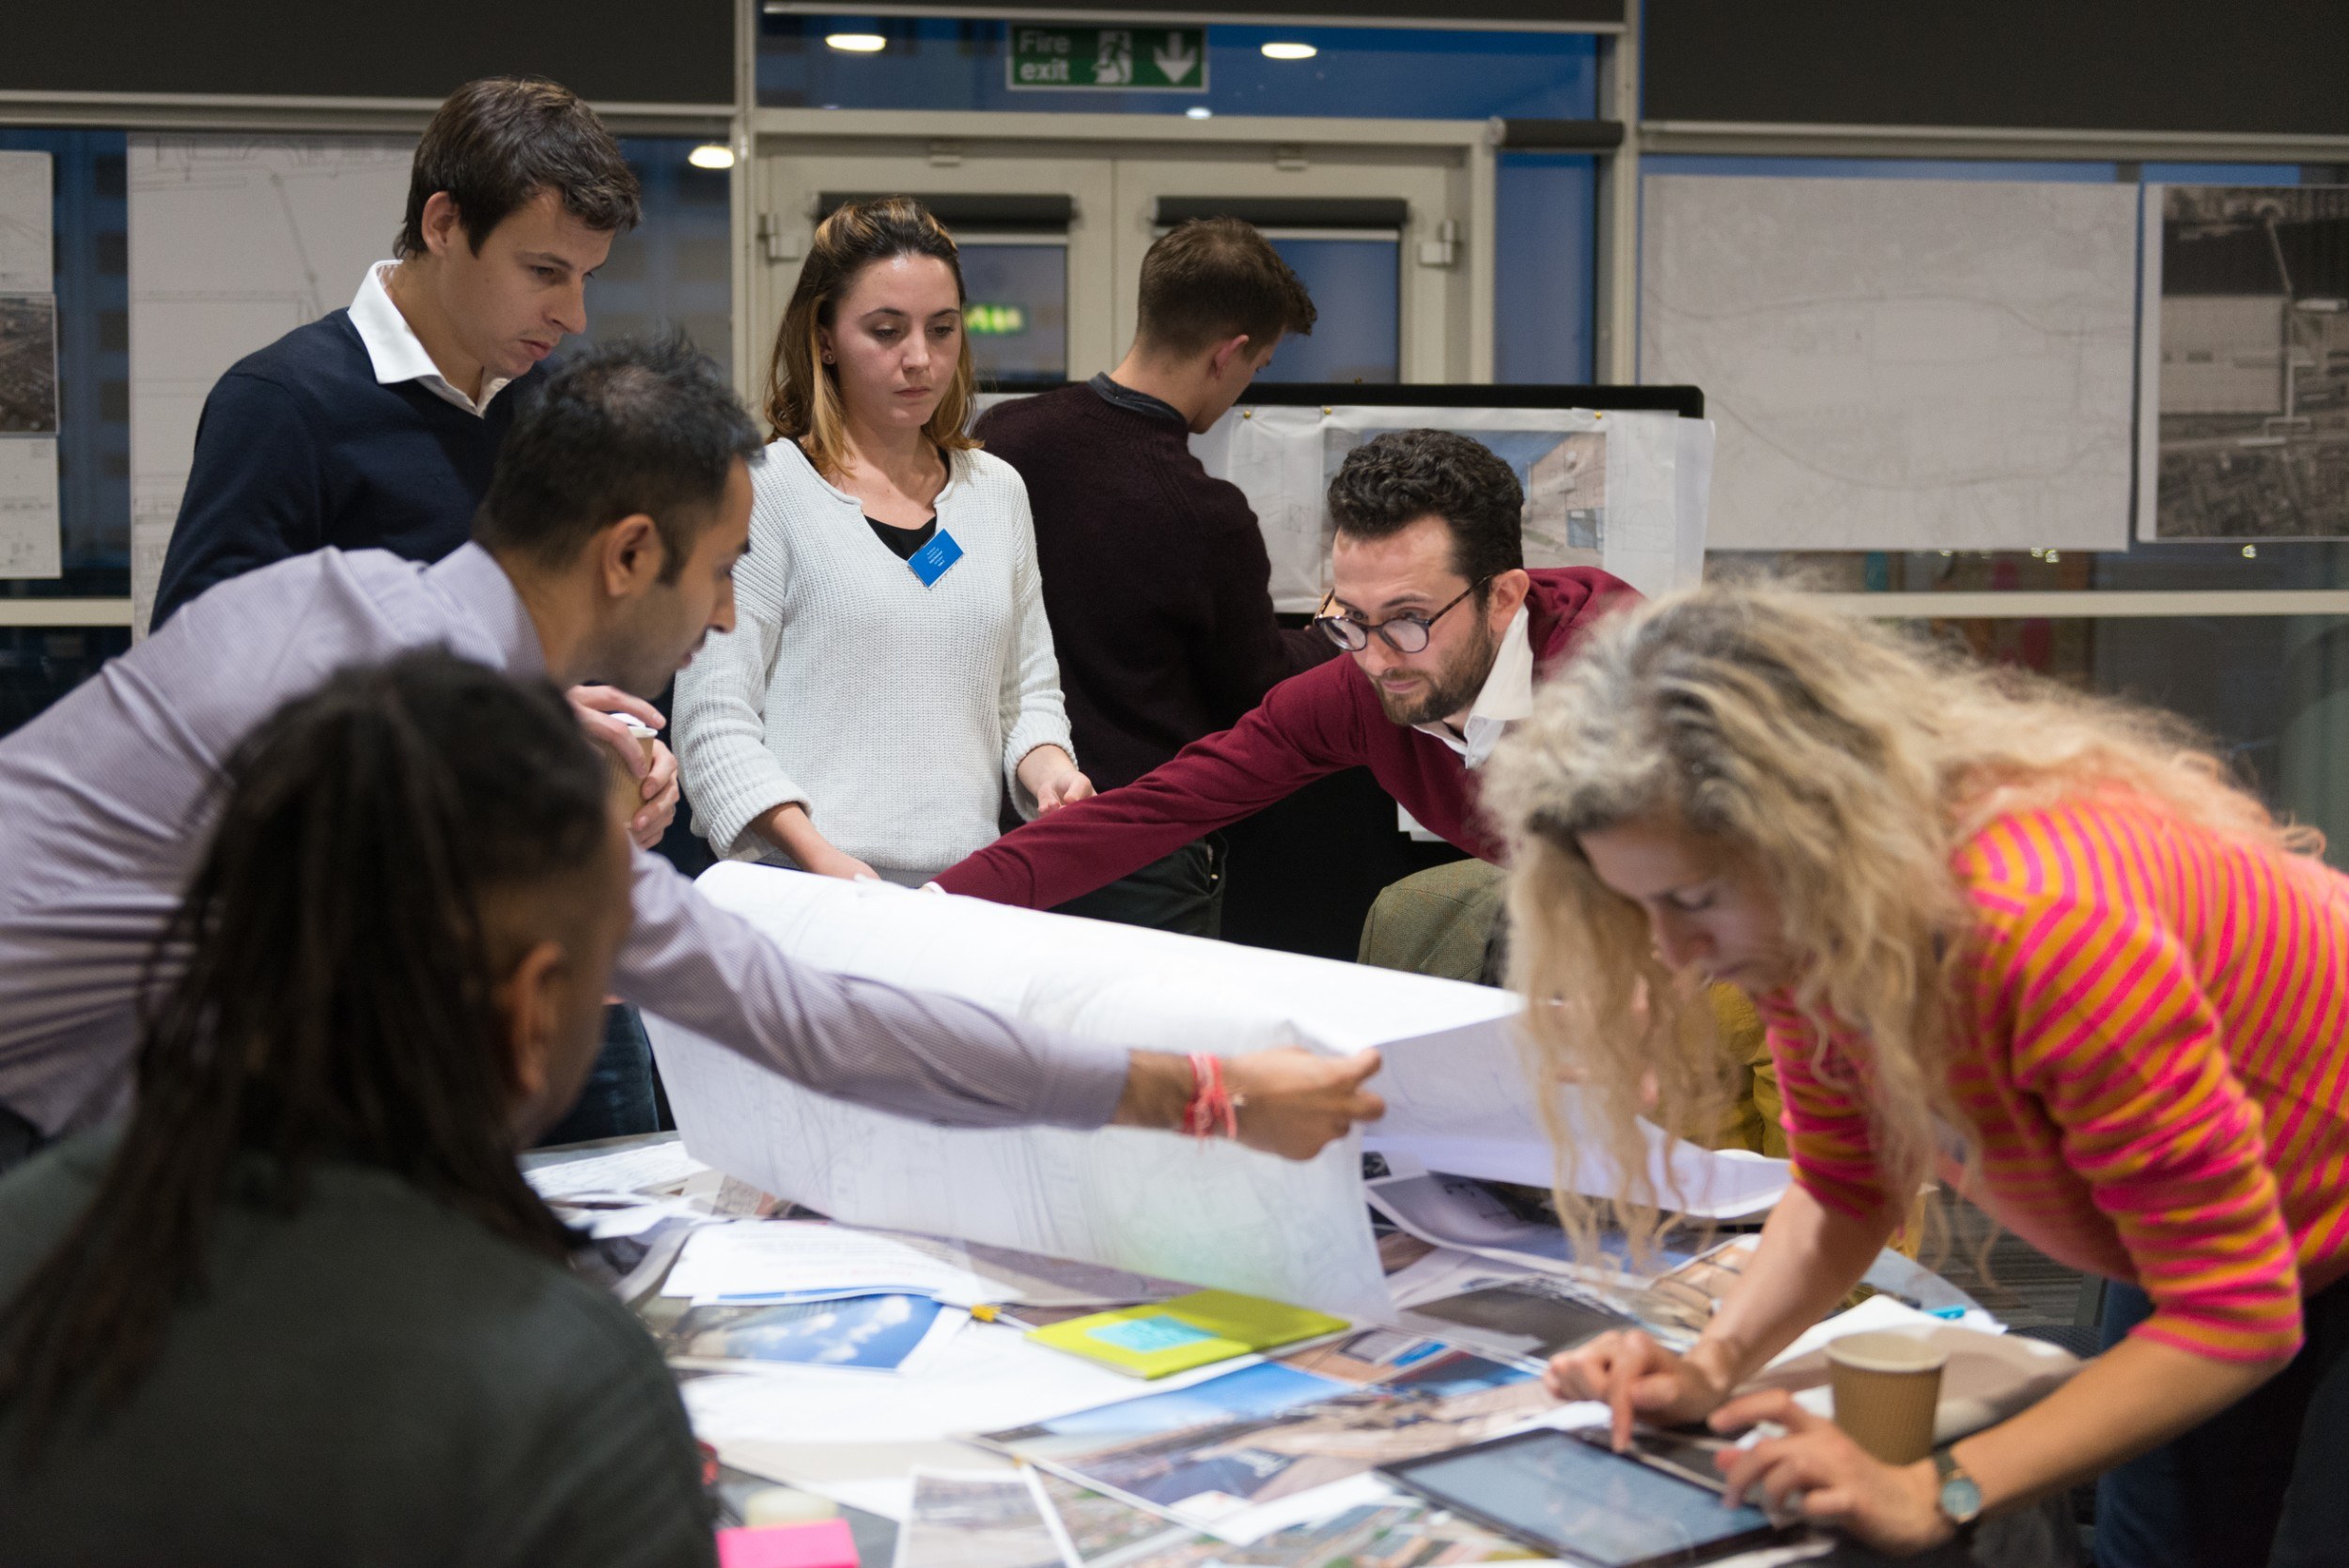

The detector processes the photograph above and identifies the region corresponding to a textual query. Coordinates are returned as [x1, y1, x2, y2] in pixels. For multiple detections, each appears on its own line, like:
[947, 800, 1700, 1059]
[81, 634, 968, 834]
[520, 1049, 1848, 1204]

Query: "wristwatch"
[1933, 1450, 1983, 1537]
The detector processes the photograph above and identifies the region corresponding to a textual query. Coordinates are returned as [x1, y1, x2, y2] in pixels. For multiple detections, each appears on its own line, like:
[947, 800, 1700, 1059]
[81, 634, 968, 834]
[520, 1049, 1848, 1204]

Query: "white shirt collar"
[348, 261, 514, 416]
[1413, 605, 1533, 768]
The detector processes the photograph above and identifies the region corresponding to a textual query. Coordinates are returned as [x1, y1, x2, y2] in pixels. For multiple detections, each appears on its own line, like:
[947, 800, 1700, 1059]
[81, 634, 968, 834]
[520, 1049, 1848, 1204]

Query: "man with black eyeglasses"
[933, 428, 1636, 911]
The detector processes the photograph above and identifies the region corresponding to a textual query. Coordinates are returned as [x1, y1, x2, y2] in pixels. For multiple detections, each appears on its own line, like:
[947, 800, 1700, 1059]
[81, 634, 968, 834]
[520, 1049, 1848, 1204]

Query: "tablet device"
[1378, 1427, 1784, 1568]
[1577, 1424, 1736, 1495]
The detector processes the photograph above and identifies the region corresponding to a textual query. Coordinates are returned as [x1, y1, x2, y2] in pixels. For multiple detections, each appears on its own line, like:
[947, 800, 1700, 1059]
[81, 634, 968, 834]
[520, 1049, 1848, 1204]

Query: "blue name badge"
[907, 528, 964, 587]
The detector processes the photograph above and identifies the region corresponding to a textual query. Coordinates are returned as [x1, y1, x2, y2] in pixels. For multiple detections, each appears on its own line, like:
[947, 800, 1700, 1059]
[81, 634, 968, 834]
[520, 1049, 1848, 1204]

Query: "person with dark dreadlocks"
[0, 652, 710, 1565]
[0, 335, 1384, 1179]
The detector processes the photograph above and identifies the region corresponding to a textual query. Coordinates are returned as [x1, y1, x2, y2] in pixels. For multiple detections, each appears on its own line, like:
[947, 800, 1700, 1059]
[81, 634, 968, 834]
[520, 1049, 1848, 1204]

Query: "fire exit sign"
[1006, 25, 1208, 92]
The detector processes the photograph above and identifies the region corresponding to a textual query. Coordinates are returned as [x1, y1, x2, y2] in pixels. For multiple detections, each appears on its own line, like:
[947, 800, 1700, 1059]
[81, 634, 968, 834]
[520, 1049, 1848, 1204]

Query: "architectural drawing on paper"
[644, 865, 1538, 1320]
[0, 439, 62, 578]
[0, 152, 53, 294]
[1642, 175, 2139, 552]
[127, 135, 415, 629]
[2139, 185, 2349, 540]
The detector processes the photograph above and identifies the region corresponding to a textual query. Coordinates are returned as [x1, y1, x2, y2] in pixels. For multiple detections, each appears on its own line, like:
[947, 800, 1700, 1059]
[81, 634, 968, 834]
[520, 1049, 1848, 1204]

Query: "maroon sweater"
[974, 384, 1333, 792]
[935, 567, 1635, 908]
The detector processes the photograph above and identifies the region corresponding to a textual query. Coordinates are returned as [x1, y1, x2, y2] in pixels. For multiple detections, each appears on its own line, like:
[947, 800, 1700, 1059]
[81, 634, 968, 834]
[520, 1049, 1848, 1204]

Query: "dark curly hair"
[0, 652, 610, 1455]
[1326, 428, 1525, 592]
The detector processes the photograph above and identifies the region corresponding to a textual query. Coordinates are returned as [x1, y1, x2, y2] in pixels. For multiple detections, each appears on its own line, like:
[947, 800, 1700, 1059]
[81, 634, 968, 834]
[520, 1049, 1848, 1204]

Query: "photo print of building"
[2147, 185, 2349, 539]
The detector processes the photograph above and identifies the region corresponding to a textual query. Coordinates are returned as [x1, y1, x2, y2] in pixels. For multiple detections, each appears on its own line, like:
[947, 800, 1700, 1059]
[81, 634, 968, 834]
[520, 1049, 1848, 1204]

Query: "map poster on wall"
[0, 151, 59, 579]
[0, 150, 52, 294]
[2137, 185, 2349, 541]
[1643, 174, 2138, 553]
[127, 134, 416, 631]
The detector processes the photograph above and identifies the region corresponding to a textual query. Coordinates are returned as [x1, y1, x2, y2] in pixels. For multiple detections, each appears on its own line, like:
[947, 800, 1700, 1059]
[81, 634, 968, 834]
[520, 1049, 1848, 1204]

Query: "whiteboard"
[1641, 175, 2139, 553]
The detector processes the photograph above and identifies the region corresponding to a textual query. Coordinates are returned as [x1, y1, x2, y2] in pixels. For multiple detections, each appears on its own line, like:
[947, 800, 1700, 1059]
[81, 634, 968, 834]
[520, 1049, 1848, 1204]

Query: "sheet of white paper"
[662, 1220, 1006, 1306]
[128, 135, 415, 631]
[1366, 1023, 1792, 1221]
[0, 153, 54, 293]
[1643, 174, 2138, 552]
[647, 866, 1529, 1319]
[1749, 1296, 2072, 1444]
[1599, 410, 1712, 600]
[682, 1334, 1221, 1449]
[525, 1138, 709, 1200]
[0, 437, 60, 579]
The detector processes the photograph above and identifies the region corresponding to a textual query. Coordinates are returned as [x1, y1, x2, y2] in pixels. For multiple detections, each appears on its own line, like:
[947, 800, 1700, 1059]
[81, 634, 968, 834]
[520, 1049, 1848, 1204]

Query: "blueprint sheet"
[1643, 174, 2138, 552]
[646, 868, 1784, 1317]
[646, 867, 1523, 1318]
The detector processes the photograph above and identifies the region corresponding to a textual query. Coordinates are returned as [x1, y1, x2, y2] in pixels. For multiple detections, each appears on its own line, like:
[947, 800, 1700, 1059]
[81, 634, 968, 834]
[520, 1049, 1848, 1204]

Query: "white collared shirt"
[347, 260, 514, 417]
[1413, 605, 1533, 769]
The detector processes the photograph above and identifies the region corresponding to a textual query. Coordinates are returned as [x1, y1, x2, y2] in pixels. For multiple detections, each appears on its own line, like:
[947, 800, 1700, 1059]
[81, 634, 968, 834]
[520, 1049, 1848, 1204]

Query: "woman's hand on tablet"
[1707, 1389, 1950, 1555]
[1545, 1329, 1735, 1449]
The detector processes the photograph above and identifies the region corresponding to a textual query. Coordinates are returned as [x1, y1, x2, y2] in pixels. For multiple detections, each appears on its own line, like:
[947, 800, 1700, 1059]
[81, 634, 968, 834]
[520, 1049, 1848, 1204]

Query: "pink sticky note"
[716, 1518, 860, 1568]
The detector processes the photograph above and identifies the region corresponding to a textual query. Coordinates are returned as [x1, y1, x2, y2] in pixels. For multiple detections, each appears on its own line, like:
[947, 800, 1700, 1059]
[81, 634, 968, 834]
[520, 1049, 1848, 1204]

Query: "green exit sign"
[1007, 25, 1208, 92]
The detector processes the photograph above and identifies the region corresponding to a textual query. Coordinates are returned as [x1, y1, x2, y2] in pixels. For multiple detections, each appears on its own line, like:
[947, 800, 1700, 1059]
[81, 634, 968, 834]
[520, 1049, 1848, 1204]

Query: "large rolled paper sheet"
[646, 866, 1786, 1317]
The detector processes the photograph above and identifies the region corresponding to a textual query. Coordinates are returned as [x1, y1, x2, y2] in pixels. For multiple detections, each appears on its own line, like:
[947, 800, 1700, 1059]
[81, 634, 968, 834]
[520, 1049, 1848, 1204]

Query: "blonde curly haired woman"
[1481, 583, 2348, 1566]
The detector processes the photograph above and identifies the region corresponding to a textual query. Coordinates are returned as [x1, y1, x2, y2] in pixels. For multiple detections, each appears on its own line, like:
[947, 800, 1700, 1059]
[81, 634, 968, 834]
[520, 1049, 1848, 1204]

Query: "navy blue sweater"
[151, 312, 545, 629]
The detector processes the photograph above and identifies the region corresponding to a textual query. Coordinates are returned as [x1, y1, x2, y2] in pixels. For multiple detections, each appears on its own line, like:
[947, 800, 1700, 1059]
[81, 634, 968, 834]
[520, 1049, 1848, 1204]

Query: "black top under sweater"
[867, 515, 939, 560]
[972, 381, 1335, 792]
[151, 311, 547, 629]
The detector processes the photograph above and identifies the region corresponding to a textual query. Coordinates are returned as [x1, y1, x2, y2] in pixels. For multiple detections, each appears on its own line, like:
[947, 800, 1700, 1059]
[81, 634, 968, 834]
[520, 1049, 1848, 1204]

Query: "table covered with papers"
[523, 1135, 2082, 1568]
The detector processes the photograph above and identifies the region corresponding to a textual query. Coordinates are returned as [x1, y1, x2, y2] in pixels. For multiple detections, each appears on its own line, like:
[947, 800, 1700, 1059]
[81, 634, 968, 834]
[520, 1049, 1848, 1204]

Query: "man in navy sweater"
[973, 219, 1335, 936]
[152, 78, 641, 632]
[148, 78, 668, 1141]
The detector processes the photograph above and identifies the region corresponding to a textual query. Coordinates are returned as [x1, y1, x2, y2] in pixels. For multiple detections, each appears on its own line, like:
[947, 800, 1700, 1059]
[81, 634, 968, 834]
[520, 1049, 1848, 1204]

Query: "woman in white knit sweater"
[673, 197, 1091, 884]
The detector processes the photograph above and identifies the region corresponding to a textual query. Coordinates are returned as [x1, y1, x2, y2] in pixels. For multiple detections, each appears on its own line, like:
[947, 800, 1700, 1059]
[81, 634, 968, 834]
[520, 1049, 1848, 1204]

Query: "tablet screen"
[1386, 1429, 1773, 1567]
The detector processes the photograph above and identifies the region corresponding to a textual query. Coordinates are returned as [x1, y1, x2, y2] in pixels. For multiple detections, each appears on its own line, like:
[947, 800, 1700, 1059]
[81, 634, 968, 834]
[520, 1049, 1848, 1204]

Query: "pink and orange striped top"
[1759, 794, 2349, 1362]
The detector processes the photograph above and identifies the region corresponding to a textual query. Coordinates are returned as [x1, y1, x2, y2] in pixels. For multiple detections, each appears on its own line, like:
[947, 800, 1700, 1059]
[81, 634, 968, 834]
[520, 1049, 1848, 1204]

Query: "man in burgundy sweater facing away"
[935, 428, 1633, 910]
[972, 218, 1335, 936]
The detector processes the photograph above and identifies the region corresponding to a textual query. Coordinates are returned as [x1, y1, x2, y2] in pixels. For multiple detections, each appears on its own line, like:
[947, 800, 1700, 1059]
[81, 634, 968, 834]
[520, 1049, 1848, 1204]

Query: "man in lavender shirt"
[0, 338, 1384, 1172]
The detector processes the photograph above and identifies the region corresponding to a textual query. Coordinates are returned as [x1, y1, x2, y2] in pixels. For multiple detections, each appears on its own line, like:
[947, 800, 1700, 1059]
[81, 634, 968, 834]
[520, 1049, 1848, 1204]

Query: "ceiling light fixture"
[1260, 40, 1317, 60]
[826, 31, 887, 52]
[687, 143, 737, 170]
[1185, 105, 1213, 119]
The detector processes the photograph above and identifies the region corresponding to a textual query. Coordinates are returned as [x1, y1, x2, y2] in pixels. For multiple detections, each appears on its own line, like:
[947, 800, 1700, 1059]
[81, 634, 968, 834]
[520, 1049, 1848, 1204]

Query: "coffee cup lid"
[1825, 1329, 1947, 1374]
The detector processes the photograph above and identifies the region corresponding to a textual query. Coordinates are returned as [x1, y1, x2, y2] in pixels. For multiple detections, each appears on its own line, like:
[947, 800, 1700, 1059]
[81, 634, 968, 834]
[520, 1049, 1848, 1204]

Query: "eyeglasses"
[1314, 579, 1489, 655]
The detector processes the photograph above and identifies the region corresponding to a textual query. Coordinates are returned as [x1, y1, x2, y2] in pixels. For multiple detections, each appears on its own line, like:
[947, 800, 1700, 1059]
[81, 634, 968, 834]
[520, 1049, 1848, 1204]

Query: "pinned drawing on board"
[2137, 184, 2349, 541]
[0, 152, 60, 580]
[1190, 403, 1710, 613]
[1642, 174, 2138, 554]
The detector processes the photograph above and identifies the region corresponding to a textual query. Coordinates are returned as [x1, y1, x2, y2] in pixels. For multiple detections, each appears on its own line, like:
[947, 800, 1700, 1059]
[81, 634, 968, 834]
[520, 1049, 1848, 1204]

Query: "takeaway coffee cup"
[1826, 1330, 1946, 1465]
[604, 715, 659, 822]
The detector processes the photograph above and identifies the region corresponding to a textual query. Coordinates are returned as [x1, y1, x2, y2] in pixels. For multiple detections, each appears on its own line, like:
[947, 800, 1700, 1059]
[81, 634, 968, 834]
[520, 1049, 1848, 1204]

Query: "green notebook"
[1026, 1289, 1349, 1379]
